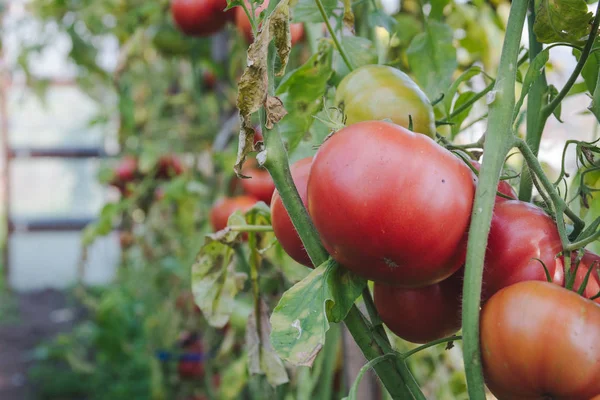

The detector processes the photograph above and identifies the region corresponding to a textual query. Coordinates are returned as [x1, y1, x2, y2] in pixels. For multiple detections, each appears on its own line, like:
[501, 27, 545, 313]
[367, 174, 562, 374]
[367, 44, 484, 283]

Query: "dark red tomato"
[171, 0, 231, 37]
[481, 281, 600, 399]
[374, 269, 463, 343]
[203, 70, 217, 90]
[469, 160, 517, 201]
[570, 250, 600, 303]
[241, 161, 275, 205]
[234, 0, 304, 44]
[209, 195, 257, 231]
[156, 154, 185, 179]
[308, 121, 476, 287]
[178, 339, 204, 379]
[482, 200, 564, 302]
[271, 157, 313, 267]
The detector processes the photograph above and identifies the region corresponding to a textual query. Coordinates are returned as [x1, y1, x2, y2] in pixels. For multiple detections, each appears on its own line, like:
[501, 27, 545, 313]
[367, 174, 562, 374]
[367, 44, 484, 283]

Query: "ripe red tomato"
[374, 269, 463, 343]
[480, 281, 600, 399]
[308, 121, 475, 287]
[171, 0, 231, 37]
[469, 160, 517, 201]
[209, 195, 257, 231]
[271, 157, 313, 267]
[114, 156, 138, 182]
[156, 154, 185, 179]
[241, 161, 275, 205]
[569, 250, 600, 303]
[234, 0, 304, 44]
[482, 200, 564, 302]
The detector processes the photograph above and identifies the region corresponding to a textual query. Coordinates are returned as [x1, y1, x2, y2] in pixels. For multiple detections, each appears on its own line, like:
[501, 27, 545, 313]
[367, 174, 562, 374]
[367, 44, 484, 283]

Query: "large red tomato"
[171, 0, 231, 37]
[308, 121, 476, 287]
[482, 200, 564, 302]
[241, 161, 275, 205]
[374, 269, 463, 344]
[469, 160, 517, 201]
[480, 281, 600, 399]
[209, 195, 258, 231]
[271, 157, 313, 267]
[569, 250, 600, 303]
[234, 0, 304, 44]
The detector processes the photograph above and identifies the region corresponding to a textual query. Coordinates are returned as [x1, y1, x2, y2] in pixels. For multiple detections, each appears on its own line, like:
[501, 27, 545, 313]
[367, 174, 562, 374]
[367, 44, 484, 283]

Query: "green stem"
[229, 225, 273, 232]
[261, 40, 416, 400]
[461, 0, 528, 397]
[402, 335, 463, 359]
[316, 0, 354, 71]
[347, 354, 397, 400]
[441, 81, 495, 124]
[541, 0, 600, 119]
[518, 0, 548, 202]
[567, 229, 600, 251]
[361, 287, 383, 328]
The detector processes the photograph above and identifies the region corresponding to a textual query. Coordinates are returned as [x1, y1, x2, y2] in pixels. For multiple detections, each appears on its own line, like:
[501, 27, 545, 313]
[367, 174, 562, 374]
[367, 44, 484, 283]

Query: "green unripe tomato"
[334, 65, 436, 137]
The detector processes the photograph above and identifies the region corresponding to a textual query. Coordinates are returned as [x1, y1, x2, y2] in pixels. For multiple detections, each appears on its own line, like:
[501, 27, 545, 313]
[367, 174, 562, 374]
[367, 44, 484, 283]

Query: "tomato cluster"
[109, 154, 186, 197]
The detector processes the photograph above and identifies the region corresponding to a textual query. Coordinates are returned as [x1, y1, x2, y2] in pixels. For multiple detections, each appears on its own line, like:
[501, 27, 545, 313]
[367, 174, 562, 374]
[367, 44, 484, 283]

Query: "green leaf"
[429, 0, 451, 20]
[443, 66, 487, 117]
[218, 354, 249, 400]
[392, 14, 422, 48]
[293, 0, 336, 23]
[589, 78, 600, 123]
[406, 20, 457, 100]
[270, 259, 366, 366]
[575, 37, 600, 94]
[368, 10, 398, 31]
[534, 0, 593, 44]
[450, 91, 477, 137]
[246, 299, 289, 386]
[191, 237, 248, 328]
[513, 49, 549, 122]
[275, 40, 334, 152]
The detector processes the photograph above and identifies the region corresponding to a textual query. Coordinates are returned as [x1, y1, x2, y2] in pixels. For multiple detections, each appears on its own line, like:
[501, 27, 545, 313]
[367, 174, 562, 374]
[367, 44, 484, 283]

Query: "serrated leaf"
[270, 259, 366, 366]
[534, 0, 593, 44]
[513, 49, 549, 122]
[293, 0, 337, 23]
[246, 299, 289, 386]
[275, 40, 334, 151]
[235, 0, 292, 177]
[192, 239, 248, 328]
[406, 20, 457, 100]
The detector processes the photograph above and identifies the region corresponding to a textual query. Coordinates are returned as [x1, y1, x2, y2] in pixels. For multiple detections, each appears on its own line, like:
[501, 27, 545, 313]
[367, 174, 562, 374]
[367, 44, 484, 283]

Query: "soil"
[0, 289, 83, 400]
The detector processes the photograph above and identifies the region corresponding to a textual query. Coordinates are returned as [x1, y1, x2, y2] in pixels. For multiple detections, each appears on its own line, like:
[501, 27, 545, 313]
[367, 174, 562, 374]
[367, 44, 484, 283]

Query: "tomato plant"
[307, 120, 475, 287]
[271, 157, 313, 267]
[335, 65, 436, 137]
[480, 281, 600, 399]
[171, 0, 231, 37]
[374, 269, 463, 344]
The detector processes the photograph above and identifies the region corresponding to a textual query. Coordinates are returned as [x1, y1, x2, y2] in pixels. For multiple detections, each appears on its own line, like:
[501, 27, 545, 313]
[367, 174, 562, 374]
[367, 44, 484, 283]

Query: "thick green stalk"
[461, 0, 528, 397]
[518, 1, 548, 202]
[261, 42, 415, 399]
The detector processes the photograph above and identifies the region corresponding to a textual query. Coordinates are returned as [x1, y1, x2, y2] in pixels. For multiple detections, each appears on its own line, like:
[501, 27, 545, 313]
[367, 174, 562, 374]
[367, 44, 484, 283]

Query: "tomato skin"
[469, 160, 517, 201]
[114, 156, 138, 183]
[335, 65, 436, 138]
[178, 339, 204, 379]
[482, 200, 564, 302]
[570, 250, 600, 303]
[481, 281, 600, 400]
[210, 195, 258, 231]
[308, 121, 475, 287]
[271, 157, 313, 267]
[241, 163, 275, 205]
[171, 0, 230, 37]
[234, 0, 304, 44]
[374, 269, 463, 344]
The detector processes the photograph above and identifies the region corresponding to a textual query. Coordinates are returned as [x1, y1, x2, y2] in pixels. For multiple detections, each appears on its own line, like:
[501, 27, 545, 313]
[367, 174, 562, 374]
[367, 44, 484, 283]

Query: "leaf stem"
[316, 0, 354, 71]
[402, 335, 463, 359]
[461, 0, 528, 397]
[229, 225, 273, 232]
[518, 0, 548, 202]
[541, 0, 600, 119]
